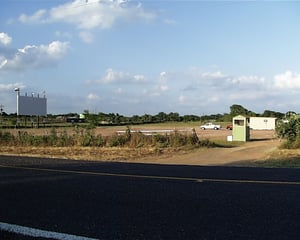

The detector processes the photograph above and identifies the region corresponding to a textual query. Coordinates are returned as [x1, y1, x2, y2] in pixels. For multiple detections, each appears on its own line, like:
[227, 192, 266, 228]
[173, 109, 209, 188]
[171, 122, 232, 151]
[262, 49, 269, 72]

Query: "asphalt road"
[0, 155, 300, 240]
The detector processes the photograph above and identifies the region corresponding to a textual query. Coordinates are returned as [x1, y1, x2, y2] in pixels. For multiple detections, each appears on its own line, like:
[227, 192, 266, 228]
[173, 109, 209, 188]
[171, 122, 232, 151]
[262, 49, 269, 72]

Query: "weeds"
[0, 127, 214, 149]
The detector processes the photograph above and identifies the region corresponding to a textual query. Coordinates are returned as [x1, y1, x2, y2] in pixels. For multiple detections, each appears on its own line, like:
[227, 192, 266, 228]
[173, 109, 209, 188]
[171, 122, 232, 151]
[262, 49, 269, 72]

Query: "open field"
[1, 123, 295, 167]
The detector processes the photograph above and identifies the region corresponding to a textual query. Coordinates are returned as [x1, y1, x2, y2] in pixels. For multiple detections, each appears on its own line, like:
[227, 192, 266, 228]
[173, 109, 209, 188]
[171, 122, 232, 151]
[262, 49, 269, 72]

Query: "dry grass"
[1, 126, 294, 167]
[0, 125, 191, 161]
[0, 145, 162, 161]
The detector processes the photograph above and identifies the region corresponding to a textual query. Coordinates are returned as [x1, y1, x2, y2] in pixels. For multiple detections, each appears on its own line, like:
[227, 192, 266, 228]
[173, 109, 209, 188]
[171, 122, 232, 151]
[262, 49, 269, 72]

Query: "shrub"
[49, 128, 58, 146]
[152, 134, 170, 148]
[0, 131, 15, 145]
[93, 134, 106, 147]
[58, 129, 72, 147]
[276, 118, 300, 148]
[170, 130, 186, 147]
[128, 131, 149, 148]
[109, 134, 127, 147]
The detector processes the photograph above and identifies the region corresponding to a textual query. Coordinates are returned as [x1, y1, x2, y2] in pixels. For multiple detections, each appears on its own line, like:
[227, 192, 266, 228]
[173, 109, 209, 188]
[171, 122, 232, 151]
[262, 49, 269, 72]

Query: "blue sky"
[1, 0, 300, 116]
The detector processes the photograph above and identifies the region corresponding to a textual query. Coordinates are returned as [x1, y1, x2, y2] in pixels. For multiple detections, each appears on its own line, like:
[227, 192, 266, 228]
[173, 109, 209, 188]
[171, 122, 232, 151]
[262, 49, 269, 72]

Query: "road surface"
[0, 156, 299, 239]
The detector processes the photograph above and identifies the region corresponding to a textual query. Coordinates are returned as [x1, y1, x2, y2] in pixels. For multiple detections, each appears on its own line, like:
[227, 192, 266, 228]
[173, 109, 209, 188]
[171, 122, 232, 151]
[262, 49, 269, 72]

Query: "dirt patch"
[139, 138, 280, 166]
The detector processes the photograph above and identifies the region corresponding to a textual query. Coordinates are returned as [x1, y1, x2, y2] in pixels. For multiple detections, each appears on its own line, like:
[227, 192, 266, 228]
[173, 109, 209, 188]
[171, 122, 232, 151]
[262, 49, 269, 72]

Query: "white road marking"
[0, 222, 99, 240]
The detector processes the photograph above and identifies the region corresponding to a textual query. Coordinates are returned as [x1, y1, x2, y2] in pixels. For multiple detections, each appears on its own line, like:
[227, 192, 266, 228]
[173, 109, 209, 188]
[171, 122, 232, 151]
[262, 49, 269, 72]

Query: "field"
[2, 122, 295, 167]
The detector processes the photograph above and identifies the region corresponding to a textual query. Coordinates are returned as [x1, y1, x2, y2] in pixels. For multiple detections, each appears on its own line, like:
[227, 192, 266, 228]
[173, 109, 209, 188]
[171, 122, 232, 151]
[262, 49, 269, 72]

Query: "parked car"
[226, 124, 233, 130]
[200, 122, 221, 130]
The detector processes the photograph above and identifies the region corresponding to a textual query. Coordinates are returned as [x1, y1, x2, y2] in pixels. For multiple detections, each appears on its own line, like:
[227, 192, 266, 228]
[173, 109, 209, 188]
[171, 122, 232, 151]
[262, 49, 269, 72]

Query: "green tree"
[230, 104, 249, 116]
[155, 112, 168, 122]
[262, 110, 284, 119]
[285, 111, 297, 119]
[276, 117, 300, 148]
[167, 112, 180, 122]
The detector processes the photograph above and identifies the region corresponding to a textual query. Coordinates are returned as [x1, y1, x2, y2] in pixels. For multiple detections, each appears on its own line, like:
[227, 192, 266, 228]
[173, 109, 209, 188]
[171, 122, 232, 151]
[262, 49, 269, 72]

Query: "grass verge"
[252, 158, 300, 168]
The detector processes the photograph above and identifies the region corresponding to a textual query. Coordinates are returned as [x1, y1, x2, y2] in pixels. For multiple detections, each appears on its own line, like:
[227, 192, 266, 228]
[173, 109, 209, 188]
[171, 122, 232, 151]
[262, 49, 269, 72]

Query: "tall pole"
[0, 104, 3, 127]
[14, 88, 20, 115]
[14, 88, 20, 128]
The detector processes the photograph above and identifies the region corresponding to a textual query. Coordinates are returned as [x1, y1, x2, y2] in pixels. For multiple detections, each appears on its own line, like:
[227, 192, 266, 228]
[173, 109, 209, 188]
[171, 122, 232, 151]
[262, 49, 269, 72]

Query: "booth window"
[234, 119, 244, 126]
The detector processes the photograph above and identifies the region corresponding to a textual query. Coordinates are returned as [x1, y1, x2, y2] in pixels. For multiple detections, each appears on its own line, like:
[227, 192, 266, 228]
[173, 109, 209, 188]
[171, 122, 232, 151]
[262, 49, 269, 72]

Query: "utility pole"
[0, 104, 3, 127]
[14, 88, 20, 128]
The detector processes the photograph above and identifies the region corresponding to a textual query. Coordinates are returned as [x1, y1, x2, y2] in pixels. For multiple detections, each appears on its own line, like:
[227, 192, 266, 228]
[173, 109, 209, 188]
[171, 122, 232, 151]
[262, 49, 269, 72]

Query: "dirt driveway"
[139, 138, 280, 166]
[133, 129, 280, 166]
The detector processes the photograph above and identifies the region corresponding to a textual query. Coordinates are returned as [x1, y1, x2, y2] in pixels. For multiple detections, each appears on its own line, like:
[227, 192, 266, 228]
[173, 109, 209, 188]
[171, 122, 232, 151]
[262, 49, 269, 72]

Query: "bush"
[152, 134, 170, 148]
[128, 131, 150, 148]
[170, 130, 186, 147]
[0, 127, 215, 150]
[276, 118, 300, 148]
[109, 134, 127, 147]
[0, 131, 15, 145]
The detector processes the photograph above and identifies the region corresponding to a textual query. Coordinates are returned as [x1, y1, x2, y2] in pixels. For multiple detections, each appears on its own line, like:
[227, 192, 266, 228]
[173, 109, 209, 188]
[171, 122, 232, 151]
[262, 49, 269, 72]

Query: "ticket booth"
[232, 115, 250, 142]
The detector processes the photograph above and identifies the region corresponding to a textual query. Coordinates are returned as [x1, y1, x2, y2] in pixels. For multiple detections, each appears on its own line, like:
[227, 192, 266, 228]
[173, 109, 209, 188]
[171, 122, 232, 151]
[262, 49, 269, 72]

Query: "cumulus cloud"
[97, 68, 146, 84]
[115, 87, 123, 94]
[0, 58, 8, 69]
[19, 0, 156, 30]
[178, 95, 187, 104]
[274, 70, 300, 89]
[228, 75, 265, 85]
[0, 83, 25, 92]
[19, 9, 47, 23]
[0, 41, 69, 71]
[0, 32, 12, 46]
[159, 71, 169, 91]
[186, 70, 263, 91]
[55, 31, 72, 39]
[79, 31, 94, 43]
[163, 18, 176, 25]
[201, 71, 226, 79]
[229, 91, 264, 101]
[87, 93, 99, 100]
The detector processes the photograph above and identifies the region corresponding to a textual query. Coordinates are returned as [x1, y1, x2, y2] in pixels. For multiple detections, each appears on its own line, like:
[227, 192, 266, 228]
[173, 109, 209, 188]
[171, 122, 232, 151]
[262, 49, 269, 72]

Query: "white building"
[249, 117, 276, 130]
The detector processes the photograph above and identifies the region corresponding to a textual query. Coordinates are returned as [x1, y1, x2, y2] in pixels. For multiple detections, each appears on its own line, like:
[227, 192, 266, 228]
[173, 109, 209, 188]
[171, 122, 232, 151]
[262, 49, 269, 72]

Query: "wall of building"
[249, 117, 276, 130]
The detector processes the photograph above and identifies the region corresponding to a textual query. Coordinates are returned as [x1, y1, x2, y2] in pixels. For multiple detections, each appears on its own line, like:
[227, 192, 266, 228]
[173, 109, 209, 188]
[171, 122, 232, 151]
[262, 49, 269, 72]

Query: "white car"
[200, 122, 221, 130]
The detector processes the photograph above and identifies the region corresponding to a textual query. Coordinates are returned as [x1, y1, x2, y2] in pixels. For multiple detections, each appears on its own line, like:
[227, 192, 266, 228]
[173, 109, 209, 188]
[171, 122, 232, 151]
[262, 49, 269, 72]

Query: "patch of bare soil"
[138, 138, 280, 166]
[137, 130, 280, 166]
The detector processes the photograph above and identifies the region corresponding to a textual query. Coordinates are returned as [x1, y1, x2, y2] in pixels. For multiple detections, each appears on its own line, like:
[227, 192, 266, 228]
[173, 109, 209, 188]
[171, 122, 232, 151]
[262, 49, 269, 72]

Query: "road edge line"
[0, 222, 99, 240]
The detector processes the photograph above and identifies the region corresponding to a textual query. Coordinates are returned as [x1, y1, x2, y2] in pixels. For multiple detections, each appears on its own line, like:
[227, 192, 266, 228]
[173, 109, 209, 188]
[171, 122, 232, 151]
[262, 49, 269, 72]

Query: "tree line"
[0, 104, 287, 127]
[82, 104, 286, 126]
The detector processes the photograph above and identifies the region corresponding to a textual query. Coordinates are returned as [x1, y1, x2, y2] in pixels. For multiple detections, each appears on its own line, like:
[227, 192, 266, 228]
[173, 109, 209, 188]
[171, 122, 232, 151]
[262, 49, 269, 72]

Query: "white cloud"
[201, 71, 225, 79]
[19, 0, 156, 30]
[115, 87, 123, 94]
[160, 84, 169, 92]
[178, 95, 187, 104]
[97, 68, 146, 84]
[79, 31, 94, 43]
[209, 96, 219, 103]
[0, 41, 69, 71]
[0, 58, 8, 69]
[0, 32, 12, 46]
[229, 92, 261, 101]
[228, 75, 265, 85]
[0, 83, 26, 92]
[55, 31, 72, 39]
[133, 74, 145, 82]
[274, 70, 300, 89]
[158, 71, 169, 91]
[19, 9, 47, 23]
[87, 93, 99, 100]
[163, 18, 176, 25]
[160, 71, 167, 78]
